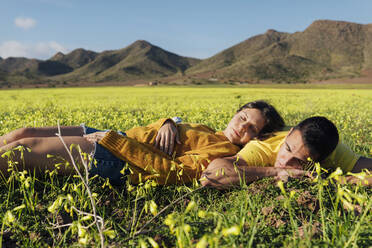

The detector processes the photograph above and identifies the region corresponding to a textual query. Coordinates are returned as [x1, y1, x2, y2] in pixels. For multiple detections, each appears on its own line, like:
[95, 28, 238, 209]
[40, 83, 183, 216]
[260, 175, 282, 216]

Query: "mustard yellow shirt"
[99, 118, 240, 185]
[237, 131, 360, 172]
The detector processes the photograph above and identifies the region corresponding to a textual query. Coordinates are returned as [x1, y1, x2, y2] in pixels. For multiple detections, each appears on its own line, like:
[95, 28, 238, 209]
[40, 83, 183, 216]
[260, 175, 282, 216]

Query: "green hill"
[0, 57, 40, 73]
[186, 20, 372, 83]
[188, 30, 289, 75]
[49, 48, 98, 69]
[0, 57, 72, 85]
[55, 40, 200, 83]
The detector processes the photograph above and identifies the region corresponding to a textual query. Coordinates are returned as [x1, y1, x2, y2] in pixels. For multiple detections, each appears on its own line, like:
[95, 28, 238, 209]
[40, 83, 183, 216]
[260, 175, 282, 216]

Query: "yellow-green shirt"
[237, 131, 360, 172]
[99, 118, 240, 185]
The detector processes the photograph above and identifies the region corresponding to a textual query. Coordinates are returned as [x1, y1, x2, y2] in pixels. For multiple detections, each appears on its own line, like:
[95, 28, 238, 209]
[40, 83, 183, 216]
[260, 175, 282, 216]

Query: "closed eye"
[285, 142, 291, 152]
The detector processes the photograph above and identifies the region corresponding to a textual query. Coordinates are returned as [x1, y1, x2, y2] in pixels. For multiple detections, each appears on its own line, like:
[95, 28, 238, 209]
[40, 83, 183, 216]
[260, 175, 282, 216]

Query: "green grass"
[0, 86, 371, 247]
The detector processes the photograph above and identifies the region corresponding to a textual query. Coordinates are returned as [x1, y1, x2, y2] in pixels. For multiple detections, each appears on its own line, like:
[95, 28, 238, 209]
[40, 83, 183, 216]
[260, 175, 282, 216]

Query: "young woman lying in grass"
[0, 100, 285, 186]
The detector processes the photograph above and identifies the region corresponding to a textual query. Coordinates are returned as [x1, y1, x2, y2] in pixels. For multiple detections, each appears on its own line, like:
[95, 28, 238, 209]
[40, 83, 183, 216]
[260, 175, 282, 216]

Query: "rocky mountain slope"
[1, 20, 371, 86]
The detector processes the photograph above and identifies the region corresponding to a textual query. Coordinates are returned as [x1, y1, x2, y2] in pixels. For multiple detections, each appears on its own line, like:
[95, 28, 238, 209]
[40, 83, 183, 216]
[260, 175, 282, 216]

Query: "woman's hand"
[155, 120, 181, 156]
[84, 131, 107, 144]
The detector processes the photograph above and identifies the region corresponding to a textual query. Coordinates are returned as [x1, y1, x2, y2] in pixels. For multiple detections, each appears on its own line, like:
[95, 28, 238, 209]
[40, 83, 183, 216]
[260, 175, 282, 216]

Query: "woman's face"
[223, 108, 266, 146]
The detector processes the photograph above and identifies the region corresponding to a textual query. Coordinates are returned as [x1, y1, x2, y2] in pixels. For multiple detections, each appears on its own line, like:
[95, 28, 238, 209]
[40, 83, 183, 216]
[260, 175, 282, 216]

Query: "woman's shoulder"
[180, 123, 215, 132]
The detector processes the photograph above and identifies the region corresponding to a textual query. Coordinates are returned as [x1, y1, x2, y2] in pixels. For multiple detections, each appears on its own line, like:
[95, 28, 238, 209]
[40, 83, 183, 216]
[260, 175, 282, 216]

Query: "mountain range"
[1, 19, 372, 87]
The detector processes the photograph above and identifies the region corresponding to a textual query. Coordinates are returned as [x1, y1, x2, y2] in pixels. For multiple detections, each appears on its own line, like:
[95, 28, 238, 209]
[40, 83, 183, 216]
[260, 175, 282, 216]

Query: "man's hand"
[84, 131, 107, 144]
[155, 120, 181, 156]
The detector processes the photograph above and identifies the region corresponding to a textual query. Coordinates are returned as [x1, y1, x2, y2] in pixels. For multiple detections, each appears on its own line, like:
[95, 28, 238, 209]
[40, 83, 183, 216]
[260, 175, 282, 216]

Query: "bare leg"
[0, 136, 94, 176]
[0, 126, 85, 148]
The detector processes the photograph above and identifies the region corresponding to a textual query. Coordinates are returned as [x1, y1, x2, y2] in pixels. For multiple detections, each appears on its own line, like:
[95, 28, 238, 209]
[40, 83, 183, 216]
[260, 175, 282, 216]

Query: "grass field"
[0, 86, 371, 247]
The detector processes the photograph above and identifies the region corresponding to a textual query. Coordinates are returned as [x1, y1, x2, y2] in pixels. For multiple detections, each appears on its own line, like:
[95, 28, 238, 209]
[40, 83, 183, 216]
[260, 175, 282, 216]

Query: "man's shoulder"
[237, 131, 288, 166]
[322, 142, 360, 172]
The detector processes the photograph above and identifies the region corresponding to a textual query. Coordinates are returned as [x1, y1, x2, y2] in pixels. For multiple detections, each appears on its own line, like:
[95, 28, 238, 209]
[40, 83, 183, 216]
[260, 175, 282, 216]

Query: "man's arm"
[351, 157, 372, 173]
[200, 156, 307, 189]
[339, 156, 372, 186]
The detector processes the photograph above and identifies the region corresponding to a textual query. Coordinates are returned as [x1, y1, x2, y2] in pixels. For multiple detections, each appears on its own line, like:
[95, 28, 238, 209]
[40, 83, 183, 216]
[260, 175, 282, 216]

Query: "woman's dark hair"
[293, 116, 339, 162]
[237, 100, 285, 138]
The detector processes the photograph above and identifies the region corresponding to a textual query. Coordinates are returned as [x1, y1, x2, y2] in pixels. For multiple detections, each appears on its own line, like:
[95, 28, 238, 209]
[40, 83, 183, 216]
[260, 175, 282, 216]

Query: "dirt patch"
[313, 69, 372, 84]
[298, 221, 320, 238]
[296, 190, 318, 213]
[261, 206, 274, 216]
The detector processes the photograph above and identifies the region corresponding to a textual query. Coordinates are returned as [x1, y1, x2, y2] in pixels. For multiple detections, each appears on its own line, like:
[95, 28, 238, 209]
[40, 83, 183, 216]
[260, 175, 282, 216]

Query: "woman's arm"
[89, 131, 215, 185]
[85, 129, 240, 185]
[200, 156, 307, 189]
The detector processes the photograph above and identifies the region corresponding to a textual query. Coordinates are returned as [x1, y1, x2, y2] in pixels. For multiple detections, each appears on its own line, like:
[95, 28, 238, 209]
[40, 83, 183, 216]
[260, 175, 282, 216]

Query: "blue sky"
[2, 0, 372, 60]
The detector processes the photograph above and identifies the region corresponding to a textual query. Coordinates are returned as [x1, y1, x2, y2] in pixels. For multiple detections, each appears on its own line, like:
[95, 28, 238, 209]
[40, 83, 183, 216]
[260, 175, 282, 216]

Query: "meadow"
[0, 86, 371, 247]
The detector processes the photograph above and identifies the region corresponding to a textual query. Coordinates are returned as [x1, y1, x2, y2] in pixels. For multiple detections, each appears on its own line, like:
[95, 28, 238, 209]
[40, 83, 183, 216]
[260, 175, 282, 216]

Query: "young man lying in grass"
[200, 116, 372, 189]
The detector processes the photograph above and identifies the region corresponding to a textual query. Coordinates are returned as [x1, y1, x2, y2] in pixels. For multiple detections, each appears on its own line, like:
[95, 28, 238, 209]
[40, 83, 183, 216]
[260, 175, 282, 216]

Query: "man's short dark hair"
[293, 116, 339, 162]
[238, 100, 285, 138]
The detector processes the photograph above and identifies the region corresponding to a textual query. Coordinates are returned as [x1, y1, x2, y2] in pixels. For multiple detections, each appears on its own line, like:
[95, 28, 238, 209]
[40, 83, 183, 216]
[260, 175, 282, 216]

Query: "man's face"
[274, 129, 313, 169]
[223, 108, 266, 146]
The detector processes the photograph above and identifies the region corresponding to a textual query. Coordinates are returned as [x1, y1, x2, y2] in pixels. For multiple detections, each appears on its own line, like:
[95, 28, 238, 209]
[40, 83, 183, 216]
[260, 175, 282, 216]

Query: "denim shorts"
[81, 124, 128, 186]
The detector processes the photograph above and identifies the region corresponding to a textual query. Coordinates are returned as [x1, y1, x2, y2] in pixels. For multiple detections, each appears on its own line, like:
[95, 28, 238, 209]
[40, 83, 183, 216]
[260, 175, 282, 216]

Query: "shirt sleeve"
[98, 130, 237, 185]
[321, 142, 360, 172]
[124, 118, 173, 142]
[236, 141, 274, 167]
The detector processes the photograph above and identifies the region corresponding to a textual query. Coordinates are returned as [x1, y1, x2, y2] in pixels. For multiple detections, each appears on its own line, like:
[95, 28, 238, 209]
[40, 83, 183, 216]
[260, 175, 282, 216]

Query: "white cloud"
[0, 41, 69, 59]
[0, 41, 28, 58]
[14, 17, 37, 30]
